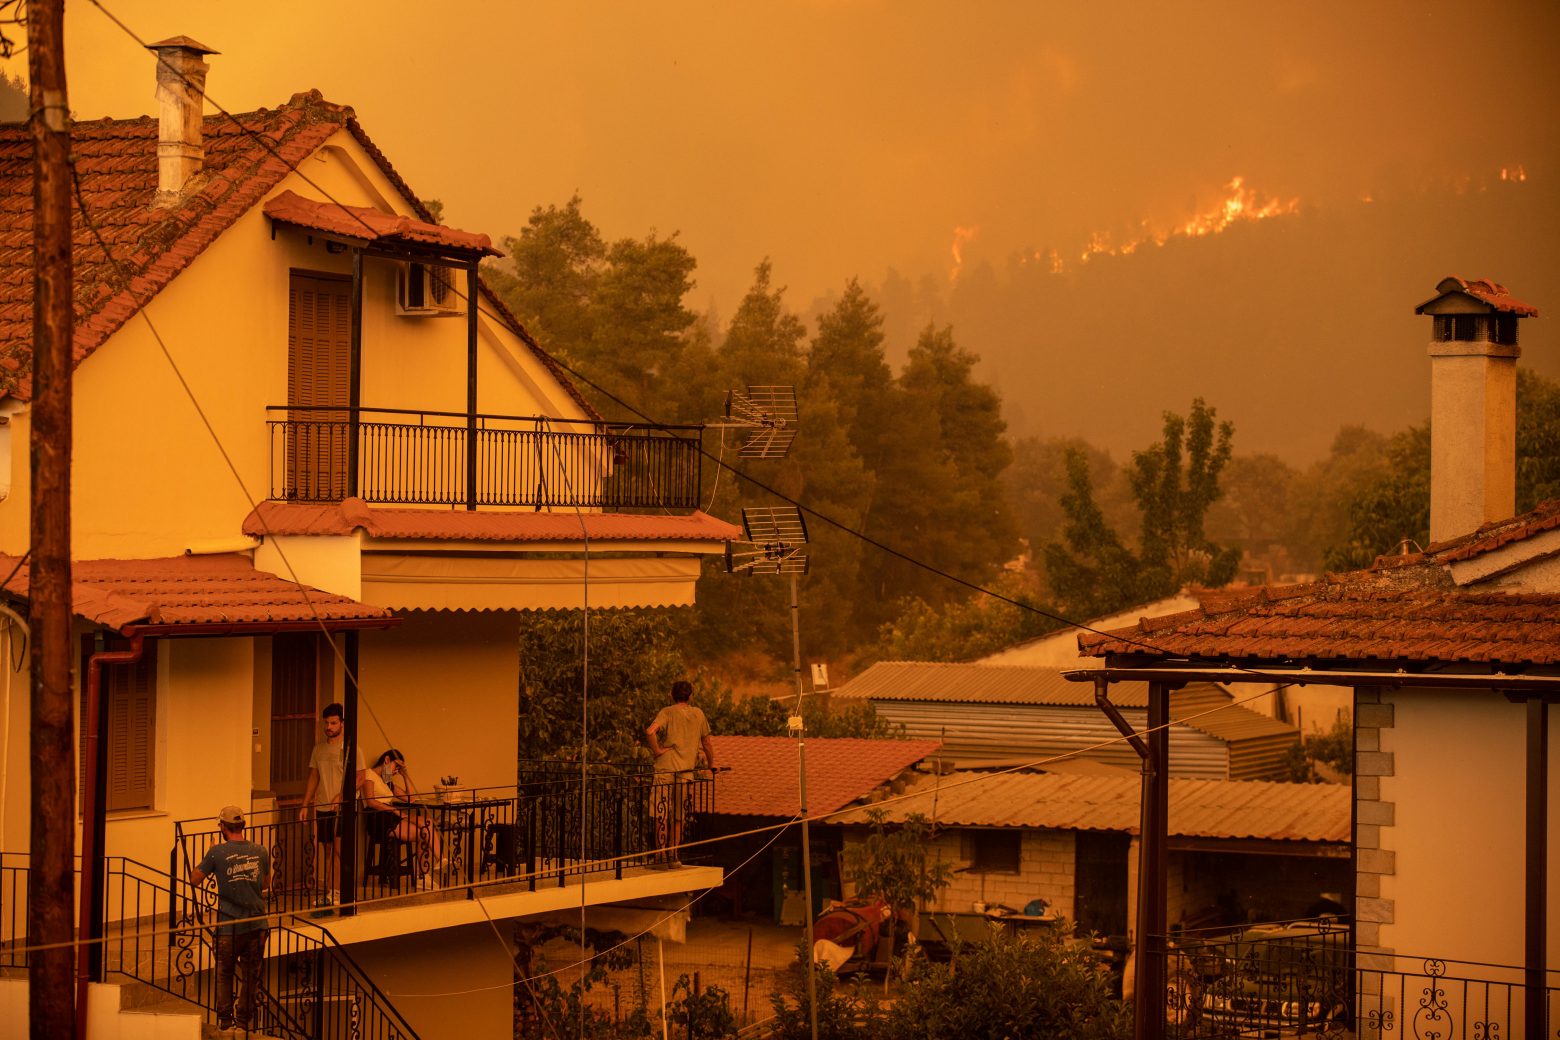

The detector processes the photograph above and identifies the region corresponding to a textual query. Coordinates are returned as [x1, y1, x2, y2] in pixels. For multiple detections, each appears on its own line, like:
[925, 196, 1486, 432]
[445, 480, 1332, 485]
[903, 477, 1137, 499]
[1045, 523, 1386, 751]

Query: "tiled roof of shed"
[828, 771, 1349, 844]
[1082, 501, 1560, 665]
[833, 663, 1294, 747]
[0, 553, 394, 631]
[835, 662, 1150, 706]
[709, 736, 942, 817]
[243, 499, 741, 543]
[0, 91, 594, 415]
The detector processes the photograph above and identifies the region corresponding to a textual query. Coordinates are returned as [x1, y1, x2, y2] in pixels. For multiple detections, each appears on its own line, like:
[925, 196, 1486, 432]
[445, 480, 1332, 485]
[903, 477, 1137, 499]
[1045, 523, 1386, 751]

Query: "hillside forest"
[484, 195, 1560, 698]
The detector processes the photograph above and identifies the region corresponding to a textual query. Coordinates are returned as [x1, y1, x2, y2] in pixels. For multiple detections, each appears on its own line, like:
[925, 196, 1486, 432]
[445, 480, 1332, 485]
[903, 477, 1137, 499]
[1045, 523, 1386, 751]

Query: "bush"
[878, 927, 1129, 1040]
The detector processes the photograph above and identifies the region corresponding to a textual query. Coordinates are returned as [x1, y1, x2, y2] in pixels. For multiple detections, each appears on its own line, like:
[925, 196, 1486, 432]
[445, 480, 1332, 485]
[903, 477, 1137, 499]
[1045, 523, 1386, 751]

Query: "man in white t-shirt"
[645, 680, 715, 867]
[300, 702, 365, 912]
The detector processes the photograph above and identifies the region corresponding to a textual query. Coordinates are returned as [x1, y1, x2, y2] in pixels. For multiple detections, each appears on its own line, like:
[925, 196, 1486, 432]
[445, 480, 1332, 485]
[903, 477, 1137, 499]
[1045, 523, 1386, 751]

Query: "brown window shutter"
[269, 633, 319, 796]
[104, 641, 157, 812]
[287, 272, 353, 499]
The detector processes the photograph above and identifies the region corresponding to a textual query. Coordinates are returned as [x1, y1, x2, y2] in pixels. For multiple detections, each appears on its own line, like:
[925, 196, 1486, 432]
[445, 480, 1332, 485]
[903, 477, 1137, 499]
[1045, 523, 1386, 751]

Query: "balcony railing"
[172, 763, 713, 918]
[1163, 918, 1559, 1039]
[267, 406, 704, 510]
[0, 853, 420, 1039]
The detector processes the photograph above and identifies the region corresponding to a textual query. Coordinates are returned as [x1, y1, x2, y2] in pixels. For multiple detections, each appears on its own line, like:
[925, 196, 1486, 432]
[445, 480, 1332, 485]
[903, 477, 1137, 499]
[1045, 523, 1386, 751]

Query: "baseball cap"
[218, 805, 245, 827]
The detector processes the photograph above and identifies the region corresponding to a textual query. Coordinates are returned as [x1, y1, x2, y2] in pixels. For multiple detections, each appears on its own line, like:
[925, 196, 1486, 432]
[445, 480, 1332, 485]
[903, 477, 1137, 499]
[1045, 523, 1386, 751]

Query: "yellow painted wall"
[0, 621, 27, 866]
[1382, 688, 1560, 973]
[0, 126, 591, 566]
[346, 923, 515, 1040]
[357, 611, 519, 792]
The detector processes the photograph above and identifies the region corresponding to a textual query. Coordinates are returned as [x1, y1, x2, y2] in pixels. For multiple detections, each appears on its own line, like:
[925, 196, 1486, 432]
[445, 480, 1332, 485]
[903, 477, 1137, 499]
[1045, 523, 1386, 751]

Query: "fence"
[268, 406, 703, 510]
[1163, 918, 1560, 1039]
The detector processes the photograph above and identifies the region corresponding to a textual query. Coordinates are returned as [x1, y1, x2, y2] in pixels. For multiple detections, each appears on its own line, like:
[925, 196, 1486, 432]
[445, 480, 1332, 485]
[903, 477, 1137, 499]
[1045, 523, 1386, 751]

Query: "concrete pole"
[790, 572, 819, 1040]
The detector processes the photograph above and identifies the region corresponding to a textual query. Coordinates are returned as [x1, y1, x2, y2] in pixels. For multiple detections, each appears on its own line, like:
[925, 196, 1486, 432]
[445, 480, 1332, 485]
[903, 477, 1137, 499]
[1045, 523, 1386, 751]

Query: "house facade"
[1079, 277, 1558, 1039]
[0, 39, 736, 1039]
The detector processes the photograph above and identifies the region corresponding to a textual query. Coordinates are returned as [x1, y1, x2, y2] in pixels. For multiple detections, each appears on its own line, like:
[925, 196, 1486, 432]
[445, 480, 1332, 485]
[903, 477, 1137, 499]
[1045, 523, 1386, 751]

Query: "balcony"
[1162, 918, 1559, 1039]
[268, 406, 704, 511]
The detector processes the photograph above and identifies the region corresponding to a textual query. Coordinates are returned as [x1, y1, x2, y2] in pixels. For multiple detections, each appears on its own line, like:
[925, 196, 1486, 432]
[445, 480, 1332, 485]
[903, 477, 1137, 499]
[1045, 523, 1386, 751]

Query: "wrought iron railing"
[267, 406, 703, 509]
[0, 851, 26, 970]
[173, 766, 713, 917]
[1163, 917, 1559, 1039]
[1, 853, 419, 1039]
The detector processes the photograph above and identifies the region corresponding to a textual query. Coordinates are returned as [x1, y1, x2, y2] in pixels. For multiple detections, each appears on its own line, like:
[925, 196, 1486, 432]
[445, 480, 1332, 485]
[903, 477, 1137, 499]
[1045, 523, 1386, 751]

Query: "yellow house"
[0, 38, 736, 1039]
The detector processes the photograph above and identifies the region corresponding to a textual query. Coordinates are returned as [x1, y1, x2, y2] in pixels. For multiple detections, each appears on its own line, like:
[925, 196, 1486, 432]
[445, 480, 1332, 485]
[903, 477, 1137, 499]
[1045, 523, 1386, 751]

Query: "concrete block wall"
[923, 828, 1076, 918]
[1354, 688, 1394, 955]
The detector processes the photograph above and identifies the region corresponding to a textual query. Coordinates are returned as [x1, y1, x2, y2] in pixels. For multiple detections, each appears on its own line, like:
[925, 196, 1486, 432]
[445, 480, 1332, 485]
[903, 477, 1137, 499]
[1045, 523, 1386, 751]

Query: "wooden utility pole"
[27, 0, 77, 1036]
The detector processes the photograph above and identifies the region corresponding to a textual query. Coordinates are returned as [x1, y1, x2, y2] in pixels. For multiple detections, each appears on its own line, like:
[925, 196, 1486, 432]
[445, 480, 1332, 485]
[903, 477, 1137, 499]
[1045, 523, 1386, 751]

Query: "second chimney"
[146, 36, 218, 198]
[1414, 276, 1538, 543]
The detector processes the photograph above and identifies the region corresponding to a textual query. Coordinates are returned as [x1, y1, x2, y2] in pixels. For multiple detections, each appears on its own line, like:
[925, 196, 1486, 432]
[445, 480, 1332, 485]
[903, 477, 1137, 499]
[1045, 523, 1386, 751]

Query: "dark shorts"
[314, 810, 339, 844]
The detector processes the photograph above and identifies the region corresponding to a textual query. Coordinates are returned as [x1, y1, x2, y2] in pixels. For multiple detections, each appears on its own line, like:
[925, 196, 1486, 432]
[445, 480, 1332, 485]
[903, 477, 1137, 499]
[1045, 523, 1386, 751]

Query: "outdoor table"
[421, 796, 513, 893]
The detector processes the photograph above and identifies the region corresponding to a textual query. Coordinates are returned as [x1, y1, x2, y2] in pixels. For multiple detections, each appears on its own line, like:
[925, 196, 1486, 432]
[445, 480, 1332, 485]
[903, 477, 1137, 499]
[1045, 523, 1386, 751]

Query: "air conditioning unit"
[396, 262, 463, 317]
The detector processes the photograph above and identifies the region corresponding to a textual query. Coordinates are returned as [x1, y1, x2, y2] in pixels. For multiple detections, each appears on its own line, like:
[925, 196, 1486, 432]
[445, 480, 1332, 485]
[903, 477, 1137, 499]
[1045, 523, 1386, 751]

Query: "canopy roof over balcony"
[0, 552, 396, 634]
[245, 499, 742, 611]
[263, 190, 502, 259]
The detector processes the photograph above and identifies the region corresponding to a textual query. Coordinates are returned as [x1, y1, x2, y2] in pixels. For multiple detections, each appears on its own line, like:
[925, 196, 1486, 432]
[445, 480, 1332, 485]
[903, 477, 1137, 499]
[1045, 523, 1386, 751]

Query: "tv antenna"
[713, 385, 798, 459]
[724, 501, 821, 1040]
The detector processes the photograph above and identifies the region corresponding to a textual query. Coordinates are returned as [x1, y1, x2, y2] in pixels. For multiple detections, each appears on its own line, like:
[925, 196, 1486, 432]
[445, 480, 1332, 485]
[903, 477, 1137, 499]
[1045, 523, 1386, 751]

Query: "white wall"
[1382, 688, 1560, 972]
[347, 922, 516, 1040]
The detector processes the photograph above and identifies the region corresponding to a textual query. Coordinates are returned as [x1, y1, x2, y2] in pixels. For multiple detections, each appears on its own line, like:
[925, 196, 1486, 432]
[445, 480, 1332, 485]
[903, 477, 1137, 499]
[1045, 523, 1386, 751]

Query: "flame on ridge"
[1067, 175, 1301, 268]
[949, 225, 980, 282]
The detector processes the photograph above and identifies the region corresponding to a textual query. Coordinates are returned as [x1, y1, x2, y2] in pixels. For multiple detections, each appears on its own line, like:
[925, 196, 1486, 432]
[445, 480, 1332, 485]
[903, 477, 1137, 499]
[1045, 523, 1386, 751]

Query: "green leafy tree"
[498, 193, 605, 358]
[873, 570, 1063, 663]
[1130, 398, 1239, 592]
[767, 956, 879, 1040]
[1045, 400, 1238, 620]
[587, 231, 698, 413]
[1323, 424, 1429, 570]
[878, 928, 1130, 1040]
[843, 810, 953, 979]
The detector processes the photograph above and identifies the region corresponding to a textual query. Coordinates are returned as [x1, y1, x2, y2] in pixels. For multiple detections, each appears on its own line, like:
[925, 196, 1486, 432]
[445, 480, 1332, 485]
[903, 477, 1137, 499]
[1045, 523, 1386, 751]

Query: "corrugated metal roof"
[245, 499, 742, 543]
[709, 736, 941, 817]
[0, 553, 395, 631]
[835, 662, 1150, 706]
[827, 771, 1348, 844]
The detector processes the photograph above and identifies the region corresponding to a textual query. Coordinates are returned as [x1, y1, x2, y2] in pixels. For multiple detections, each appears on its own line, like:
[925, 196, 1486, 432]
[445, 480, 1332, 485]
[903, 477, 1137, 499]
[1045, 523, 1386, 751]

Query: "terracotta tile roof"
[827, 771, 1349, 844]
[262, 190, 500, 257]
[0, 552, 394, 632]
[243, 498, 742, 543]
[1081, 536, 1560, 666]
[1414, 276, 1539, 317]
[708, 736, 942, 817]
[0, 92, 597, 417]
[1424, 498, 1560, 563]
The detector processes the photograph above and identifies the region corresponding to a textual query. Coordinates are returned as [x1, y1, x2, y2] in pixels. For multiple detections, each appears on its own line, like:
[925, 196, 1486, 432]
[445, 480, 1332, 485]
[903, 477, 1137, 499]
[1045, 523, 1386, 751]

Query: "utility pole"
[27, 0, 77, 1037]
[789, 572, 819, 1040]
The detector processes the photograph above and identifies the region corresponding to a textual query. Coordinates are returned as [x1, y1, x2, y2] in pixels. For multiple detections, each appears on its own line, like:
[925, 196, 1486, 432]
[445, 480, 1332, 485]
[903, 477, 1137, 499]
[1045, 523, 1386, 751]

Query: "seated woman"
[362, 749, 441, 883]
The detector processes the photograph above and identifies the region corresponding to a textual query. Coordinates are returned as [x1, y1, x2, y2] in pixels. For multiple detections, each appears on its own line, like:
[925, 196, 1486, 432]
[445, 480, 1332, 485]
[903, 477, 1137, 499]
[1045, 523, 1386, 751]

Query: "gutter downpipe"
[1093, 674, 1166, 1040]
[76, 632, 146, 1038]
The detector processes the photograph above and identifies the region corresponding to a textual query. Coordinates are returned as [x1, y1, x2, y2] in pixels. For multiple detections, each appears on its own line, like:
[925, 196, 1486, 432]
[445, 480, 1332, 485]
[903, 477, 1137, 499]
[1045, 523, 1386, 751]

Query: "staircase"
[0, 854, 420, 1040]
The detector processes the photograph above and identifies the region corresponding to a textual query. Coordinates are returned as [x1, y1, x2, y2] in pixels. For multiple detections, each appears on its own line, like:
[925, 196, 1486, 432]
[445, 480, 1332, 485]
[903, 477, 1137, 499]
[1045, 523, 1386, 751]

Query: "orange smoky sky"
[6, 0, 1558, 458]
[19, 0, 1553, 312]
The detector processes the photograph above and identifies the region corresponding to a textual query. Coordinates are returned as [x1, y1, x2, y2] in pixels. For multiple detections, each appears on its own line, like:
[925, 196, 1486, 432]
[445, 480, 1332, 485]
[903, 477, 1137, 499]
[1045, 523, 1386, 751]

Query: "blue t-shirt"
[196, 839, 270, 935]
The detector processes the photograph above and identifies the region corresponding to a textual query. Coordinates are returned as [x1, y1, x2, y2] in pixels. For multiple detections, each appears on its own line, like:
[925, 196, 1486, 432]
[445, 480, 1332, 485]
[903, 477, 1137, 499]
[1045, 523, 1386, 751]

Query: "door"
[268, 633, 318, 799]
[287, 271, 352, 499]
[1075, 831, 1130, 938]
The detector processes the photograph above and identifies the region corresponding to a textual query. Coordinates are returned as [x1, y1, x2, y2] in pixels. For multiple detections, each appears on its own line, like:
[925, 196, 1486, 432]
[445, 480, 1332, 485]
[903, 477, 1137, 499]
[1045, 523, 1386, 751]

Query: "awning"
[0, 553, 396, 634]
[360, 553, 704, 611]
[263, 190, 501, 257]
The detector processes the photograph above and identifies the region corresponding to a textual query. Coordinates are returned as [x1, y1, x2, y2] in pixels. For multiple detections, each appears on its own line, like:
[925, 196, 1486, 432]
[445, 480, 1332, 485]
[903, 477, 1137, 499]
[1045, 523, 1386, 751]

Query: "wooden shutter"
[287, 272, 352, 500]
[269, 633, 318, 797]
[78, 640, 158, 813]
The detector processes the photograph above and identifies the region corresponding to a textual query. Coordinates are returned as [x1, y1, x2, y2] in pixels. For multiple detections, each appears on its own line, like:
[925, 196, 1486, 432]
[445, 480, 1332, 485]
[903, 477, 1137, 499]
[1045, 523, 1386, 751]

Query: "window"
[966, 829, 1021, 874]
[80, 639, 158, 812]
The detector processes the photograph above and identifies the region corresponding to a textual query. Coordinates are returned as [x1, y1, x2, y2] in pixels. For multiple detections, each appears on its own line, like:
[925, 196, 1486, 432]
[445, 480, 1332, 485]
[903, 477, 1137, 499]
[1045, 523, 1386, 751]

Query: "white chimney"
[145, 36, 218, 198]
[1415, 276, 1538, 543]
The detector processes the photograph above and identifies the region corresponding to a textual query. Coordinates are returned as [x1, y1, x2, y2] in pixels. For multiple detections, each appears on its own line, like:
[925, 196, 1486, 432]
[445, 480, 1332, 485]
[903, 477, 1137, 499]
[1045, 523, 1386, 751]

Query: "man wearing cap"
[192, 805, 270, 1036]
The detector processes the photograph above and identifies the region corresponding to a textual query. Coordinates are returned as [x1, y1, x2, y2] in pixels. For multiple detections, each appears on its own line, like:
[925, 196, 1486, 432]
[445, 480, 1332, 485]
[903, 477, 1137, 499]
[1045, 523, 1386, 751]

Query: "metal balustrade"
[267, 406, 704, 509]
[1163, 918, 1559, 1039]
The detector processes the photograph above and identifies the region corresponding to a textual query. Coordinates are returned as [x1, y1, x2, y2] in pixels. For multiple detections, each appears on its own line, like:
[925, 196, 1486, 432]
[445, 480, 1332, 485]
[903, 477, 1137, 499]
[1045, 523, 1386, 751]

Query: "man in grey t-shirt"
[645, 680, 715, 867]
[193, 805, 270, 1035]
[300, 702, 365, 912]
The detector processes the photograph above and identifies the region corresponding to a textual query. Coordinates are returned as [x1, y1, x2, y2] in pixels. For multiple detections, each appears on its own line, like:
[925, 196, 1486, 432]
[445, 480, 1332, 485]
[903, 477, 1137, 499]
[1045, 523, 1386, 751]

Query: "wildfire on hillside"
[949, 224, 980, 282]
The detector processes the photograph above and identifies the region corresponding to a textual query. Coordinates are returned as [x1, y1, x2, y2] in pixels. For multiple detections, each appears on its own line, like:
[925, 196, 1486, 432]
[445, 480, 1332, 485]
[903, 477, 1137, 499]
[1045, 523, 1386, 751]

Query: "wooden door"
[287, 272, 352, 499]
[269, 633, 318, 799]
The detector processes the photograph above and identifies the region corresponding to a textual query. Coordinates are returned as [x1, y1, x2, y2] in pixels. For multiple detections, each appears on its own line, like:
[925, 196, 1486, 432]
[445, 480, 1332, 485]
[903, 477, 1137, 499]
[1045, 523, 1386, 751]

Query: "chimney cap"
[144, 35, 219, 56]
[1414, 275, 1538, 318]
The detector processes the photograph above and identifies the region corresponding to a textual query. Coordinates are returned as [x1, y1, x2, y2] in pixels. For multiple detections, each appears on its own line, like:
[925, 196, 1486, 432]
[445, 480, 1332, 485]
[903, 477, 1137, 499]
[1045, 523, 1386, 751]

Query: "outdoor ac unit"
[396, 261, 463, 317]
